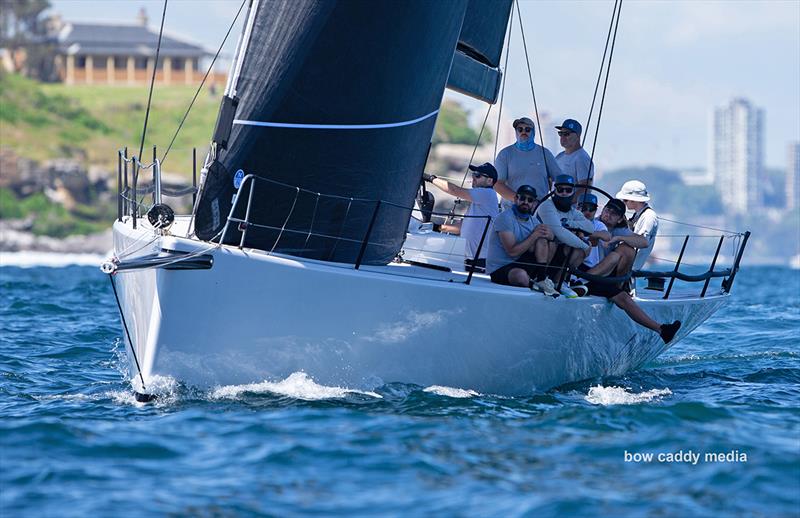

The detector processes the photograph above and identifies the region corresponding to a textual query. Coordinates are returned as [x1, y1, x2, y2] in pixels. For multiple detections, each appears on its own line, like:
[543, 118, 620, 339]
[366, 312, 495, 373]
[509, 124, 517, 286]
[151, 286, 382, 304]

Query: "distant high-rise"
[709, 98, 764, 213]
[788, 142, 800, 211]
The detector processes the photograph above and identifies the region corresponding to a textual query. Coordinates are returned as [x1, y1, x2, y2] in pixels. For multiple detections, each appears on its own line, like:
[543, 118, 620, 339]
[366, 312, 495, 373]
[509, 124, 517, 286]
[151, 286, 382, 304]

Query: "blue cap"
[578, 193, 598, 206]
[554, 174, 576, 187]
[555, 119, 582, 135]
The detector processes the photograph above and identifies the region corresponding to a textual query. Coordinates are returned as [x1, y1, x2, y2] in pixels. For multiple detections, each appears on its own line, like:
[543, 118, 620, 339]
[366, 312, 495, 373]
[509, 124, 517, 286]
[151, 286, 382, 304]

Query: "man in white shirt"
[422, 163, 500, 272]
[494, 117, 561, 209]
[554, 119, 593, 201]
[616, 180, 658, 271]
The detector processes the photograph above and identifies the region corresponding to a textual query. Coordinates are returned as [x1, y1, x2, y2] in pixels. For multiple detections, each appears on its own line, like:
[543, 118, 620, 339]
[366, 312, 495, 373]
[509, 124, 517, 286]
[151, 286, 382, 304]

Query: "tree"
[433, 99, 493, 146]
[0, 0, 55, 81]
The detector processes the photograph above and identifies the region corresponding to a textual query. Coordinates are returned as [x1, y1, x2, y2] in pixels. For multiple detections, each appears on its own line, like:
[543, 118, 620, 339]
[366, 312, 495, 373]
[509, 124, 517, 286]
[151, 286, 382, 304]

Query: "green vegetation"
[433, 99, 492, 146]
[0, 187, 114, 237]
[0, 72, 219, 171]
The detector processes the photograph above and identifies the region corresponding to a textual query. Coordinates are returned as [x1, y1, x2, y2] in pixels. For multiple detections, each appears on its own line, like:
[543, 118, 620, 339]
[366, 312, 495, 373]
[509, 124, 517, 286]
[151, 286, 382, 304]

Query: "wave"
[423, 385, 481, 398]
[585, 385, 672, 405]
[0, 251, 108, 268]
[208, 372, 382, 401]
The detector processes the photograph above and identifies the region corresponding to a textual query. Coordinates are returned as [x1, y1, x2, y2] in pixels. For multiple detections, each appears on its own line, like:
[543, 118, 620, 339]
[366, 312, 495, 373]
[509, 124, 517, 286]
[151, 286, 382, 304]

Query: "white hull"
[111, 219, 728, 395]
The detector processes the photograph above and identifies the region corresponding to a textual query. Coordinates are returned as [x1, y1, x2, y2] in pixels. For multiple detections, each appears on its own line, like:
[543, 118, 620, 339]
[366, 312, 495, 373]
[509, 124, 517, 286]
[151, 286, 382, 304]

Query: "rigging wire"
[493, 8, 515, 160]
[134, 0, 168, 210]
[136, 0, 168, 166]
[161, 0, 248, 165]
[583, 0, 620, 150]
[515, 0, 551, 180]
[586, 0, 622, 181]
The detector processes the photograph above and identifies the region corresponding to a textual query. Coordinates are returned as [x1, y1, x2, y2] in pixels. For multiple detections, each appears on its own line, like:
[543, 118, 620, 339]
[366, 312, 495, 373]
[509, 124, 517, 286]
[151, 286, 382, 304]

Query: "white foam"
[423, 385, 480, 398]
[209, 371, 382, 401]
[585, 385, 672, 406]
[0, 251, 107, 268]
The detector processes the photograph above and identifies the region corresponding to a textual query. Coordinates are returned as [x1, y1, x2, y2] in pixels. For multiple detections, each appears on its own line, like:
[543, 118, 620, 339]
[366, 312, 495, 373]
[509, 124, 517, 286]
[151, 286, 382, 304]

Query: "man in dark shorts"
[485, 185, 556, 294]
[584, 199, 681, 343]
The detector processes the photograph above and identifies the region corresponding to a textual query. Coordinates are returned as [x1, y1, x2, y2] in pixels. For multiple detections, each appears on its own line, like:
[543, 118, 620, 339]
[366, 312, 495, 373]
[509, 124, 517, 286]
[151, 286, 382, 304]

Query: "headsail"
[194, 0, 470, 265]
[446, 0, 514, 103]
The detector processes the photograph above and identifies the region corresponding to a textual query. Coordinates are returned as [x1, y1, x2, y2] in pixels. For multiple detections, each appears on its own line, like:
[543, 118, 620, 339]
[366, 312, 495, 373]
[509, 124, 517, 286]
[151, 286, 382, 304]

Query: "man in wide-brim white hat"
[616, 180, 658, 272]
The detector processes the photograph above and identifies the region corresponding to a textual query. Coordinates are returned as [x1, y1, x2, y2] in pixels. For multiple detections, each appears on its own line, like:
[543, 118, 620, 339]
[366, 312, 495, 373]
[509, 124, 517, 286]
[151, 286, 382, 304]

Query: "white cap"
[616, 180, 650, 202]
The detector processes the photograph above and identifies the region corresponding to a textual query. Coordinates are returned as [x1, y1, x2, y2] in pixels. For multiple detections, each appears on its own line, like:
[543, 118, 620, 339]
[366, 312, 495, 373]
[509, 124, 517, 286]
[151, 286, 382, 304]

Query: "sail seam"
[233, 109, 439, 130]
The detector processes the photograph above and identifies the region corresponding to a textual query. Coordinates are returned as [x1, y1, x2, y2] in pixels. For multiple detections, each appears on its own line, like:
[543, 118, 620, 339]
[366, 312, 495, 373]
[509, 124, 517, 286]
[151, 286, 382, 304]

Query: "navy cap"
[555, 119, 582, 135]
[516, 184, 538, 199]
[605, 198, 626, 216]
[554, 174, 576, 187]
[468, 162, 498, 181]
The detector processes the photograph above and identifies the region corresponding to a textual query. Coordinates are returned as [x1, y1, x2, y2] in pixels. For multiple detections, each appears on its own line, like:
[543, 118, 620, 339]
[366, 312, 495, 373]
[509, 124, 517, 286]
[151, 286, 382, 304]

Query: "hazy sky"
[51, 0, 800, 171]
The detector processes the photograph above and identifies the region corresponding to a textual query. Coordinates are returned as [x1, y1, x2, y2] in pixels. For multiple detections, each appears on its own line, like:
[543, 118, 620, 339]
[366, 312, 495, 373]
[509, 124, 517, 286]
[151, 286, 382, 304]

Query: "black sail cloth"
[195, 0, 470, 265]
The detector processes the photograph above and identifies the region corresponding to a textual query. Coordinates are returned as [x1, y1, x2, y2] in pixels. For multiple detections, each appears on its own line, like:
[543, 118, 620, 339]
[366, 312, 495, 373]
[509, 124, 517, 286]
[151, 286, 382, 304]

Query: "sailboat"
[105, 0, 749, 400]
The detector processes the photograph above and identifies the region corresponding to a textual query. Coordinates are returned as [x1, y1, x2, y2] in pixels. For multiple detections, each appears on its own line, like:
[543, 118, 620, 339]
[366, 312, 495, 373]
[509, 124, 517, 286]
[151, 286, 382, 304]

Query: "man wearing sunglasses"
[485, 185, 556, 293]
[582, 199, 681, 344]
[422, 163, 500, 272]
[554, 119, 594, 201]
[494, 117, 562, 210]
[534, 174, 596, 297]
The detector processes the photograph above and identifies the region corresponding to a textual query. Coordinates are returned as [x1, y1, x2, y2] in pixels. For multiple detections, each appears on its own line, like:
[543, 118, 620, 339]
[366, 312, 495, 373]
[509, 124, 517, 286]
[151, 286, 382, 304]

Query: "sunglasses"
[555, 186, 574, 194]
[516, 195, 536, 203]
[558, 131, 573, 137]
[471, 172, 492, 178]
[516, 127, 532, 134]
[579, 204, 598, 212]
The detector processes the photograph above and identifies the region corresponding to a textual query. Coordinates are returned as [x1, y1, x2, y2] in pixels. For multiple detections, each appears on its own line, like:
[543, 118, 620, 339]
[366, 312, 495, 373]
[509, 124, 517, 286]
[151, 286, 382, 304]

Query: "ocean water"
[1, 261, 798, 517]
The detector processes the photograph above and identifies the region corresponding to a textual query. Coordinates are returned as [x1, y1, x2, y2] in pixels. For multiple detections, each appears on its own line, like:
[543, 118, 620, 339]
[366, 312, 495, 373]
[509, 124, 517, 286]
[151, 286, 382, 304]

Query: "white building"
[536, 111, 562, 155]
[787, 142, 800, 211]
[709, 98, 764, 213]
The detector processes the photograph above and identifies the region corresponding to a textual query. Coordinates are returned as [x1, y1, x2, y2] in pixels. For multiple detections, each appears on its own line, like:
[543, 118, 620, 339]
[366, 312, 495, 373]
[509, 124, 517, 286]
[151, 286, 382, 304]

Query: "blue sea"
[1, 259, 798, 517]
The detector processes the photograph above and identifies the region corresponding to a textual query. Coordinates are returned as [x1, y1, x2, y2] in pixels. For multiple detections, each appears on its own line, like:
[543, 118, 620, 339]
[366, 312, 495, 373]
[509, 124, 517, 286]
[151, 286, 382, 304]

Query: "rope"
[108, 275, 147, 390]
[161, 0, 248, 165]
[457, 104, 493, 189]
[515, 0, 551, 180]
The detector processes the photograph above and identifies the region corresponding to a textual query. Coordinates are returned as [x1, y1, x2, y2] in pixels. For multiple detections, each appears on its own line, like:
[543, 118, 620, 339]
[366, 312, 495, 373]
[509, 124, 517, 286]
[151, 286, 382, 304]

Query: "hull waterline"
[111, 221, 728, 396]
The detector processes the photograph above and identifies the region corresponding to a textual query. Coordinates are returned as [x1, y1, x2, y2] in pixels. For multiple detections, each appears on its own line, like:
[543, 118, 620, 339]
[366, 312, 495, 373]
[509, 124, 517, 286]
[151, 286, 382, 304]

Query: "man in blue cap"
[534, 174, 595, 297]
[423, 163, 500, 272]
[555, 119, 594, 202]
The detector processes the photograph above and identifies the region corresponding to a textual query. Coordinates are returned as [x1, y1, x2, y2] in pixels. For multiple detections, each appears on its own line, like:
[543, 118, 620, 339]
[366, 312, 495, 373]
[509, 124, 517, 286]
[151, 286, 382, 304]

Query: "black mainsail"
[195, 0, 511, 265]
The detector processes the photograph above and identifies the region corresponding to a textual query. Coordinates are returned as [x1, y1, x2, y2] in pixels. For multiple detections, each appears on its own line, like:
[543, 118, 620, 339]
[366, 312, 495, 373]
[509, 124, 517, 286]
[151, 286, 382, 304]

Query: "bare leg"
[508, 267, 532, 287]
[611, 292, 661, 332]
[589, 250, 621, 276]
[614, 244, 636, 275]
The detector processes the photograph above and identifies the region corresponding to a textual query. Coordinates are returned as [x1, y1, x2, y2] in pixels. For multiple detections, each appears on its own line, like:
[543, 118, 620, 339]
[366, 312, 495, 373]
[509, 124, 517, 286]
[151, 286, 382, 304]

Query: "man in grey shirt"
[554, 119, 594, 203]
[486, 185, 556, 294]
[494, 117, 561, 209]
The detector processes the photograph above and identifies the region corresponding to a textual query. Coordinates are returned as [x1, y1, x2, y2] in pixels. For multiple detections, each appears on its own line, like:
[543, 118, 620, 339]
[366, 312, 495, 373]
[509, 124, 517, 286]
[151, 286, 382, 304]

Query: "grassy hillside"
[1, 73, 219, 173]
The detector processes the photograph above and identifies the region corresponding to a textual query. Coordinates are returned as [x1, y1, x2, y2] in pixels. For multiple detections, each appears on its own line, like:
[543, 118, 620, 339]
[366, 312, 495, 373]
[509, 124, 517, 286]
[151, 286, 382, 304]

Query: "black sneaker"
[659, 320, 682, 344]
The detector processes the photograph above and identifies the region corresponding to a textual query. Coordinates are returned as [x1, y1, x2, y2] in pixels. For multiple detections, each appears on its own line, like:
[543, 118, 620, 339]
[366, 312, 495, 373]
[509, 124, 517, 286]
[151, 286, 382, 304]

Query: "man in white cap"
[494, 117, 561, 210]
[616, 180, 658, 271]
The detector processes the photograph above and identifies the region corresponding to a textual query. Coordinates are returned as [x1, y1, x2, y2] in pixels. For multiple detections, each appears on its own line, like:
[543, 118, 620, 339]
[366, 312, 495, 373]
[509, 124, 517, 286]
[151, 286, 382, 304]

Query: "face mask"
[515, 138, 536, 151]
[626, 208, 636, 219]
[553, 195, 573, 212]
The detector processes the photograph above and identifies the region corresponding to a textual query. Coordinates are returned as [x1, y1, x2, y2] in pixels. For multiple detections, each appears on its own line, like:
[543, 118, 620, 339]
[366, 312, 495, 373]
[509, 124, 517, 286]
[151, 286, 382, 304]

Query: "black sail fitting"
[195, 0, 470, 265]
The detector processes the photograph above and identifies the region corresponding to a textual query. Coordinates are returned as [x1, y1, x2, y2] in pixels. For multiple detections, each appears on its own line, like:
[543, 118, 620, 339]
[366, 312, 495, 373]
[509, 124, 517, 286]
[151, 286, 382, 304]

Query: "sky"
[50, 0, 800, 172]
